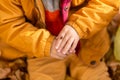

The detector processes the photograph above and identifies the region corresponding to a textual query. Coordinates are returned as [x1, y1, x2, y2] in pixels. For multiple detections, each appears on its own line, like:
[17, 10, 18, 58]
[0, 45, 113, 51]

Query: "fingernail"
[62, 52, 66, 54]
[56, 47, 58, 49]
[70, 50, 72, 53]
[57, 50, 60, 52]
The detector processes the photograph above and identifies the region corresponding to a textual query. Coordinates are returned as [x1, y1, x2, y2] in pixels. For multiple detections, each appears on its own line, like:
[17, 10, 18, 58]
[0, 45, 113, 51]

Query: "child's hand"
[55, 25, 80, 55]
[50, 38, 67, 59]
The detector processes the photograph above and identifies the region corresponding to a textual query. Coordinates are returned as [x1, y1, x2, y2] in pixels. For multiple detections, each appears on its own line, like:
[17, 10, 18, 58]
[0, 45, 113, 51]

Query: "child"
[0, 0, 120, 80]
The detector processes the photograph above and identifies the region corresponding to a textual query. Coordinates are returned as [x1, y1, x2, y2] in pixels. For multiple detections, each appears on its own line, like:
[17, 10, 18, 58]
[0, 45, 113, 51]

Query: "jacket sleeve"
[68, 0, 120, 39]
[0, 0, 54, 58]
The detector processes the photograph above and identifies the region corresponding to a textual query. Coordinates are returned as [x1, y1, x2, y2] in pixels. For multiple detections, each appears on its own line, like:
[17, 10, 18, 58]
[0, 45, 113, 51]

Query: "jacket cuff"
[44, 35, 55, 56]
[66, 20, 86, 39]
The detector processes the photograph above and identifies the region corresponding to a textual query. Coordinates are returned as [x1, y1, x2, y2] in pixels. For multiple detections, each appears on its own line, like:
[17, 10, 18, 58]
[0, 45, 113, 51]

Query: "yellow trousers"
[27, 54, 111, 80]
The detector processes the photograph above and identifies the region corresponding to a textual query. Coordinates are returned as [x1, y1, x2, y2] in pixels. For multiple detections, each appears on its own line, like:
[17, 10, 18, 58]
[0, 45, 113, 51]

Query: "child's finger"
[69, 39, 78, 53]
[57, 33, 71, 54]
[61, 37, 74, 54]
[55, 29, 67, 50]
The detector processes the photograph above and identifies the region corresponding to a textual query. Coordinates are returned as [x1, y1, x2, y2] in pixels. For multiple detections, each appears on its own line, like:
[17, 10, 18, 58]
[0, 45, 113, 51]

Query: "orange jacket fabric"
[0, 0, 120, 66]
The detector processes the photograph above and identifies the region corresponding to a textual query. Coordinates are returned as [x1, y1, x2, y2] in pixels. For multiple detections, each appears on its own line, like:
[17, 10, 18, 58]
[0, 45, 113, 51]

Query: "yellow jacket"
[0, 0, 120, 66]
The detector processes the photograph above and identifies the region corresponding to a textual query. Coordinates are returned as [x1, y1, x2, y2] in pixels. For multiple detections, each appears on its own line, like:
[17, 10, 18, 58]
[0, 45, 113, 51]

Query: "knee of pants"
[27, 57, 67, 80]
